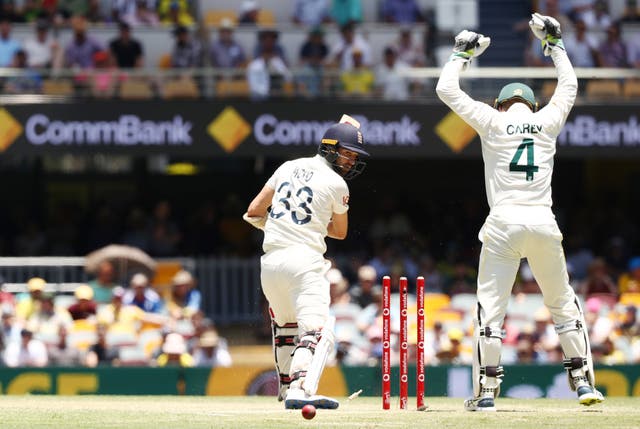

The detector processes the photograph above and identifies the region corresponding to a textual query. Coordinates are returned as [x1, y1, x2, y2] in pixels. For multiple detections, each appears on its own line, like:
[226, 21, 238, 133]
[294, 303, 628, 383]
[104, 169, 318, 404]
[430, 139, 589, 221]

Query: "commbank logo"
[435, 112, 476, 153]
[0, 108, 23, 153]
[207, 107, 251, 153]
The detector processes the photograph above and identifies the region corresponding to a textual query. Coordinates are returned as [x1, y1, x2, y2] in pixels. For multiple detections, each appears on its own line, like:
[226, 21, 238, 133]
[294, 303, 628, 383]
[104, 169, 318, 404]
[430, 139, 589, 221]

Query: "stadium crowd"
[0, 0, 638, 98]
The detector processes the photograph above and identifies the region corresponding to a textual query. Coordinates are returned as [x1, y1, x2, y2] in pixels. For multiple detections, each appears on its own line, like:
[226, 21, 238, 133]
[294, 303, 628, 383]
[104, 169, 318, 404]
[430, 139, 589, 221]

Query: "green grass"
[0, 396, 635, 429]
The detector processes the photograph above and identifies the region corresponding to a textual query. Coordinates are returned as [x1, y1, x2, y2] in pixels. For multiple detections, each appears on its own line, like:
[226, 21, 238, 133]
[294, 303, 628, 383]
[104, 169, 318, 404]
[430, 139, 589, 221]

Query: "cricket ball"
[301, 404, 316, 420]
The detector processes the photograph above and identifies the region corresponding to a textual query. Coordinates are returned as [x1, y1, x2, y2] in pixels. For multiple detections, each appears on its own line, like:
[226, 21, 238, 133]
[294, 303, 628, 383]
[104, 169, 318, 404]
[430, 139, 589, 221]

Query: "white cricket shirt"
[436, 48, 577, 225]
[262, 155, 350, 254]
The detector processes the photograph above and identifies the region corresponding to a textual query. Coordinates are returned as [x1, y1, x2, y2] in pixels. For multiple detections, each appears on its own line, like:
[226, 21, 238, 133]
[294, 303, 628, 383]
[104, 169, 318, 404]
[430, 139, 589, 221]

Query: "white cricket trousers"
[261, 245, 332, 332]
[477, 218, 582, 327]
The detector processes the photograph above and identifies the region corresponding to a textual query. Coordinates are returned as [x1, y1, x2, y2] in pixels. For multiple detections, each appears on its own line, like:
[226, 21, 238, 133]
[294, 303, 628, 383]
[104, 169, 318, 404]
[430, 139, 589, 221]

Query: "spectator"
[618, 256, 640, 294]
[47, 325, 85, 366]
[524, 32, 553, 67]
[22, 18, 59, 68]
[253, 28, 287, 65]
[596, 23, 630, 67]
[64, 15, 103, 69]
[393, 25, 426, 67]
[445, 261, 476, 295]
[331, 0, 362, 26]
[327, 21, 372, 71]
[156, 332, 194, 367]
[3, 328, 48, 367]
[87, 260, 118, 304]
[297, 26, 328, 97]
[210, 18, 246, 69]
[564, 20, 598, 68]
[84, 324, 118, 367]
[0, 16, 20, 67]
[579, 258, 618, 304]
[247, 33, 292, 100]
[292, 0, 331, 26]
[170, 24, 202, 68]
[1, 1, 26, 22]
[339, 48, 374, 97]
[146, 200, 182, 256]
[165, 270, 201, 319]
[67, 284, 98, 321]
[97, 286, 167, 328]
[27, 292, 72, 334]
[90, 50, 118, 98]
[123, 273, 164, 314]
[238, 0, 259, 24]
[1, 305, 21, 352]
[86, 0, 108, 23]
[581, 0, 612, 30]
[109, 21, 144, 69]
[158, 0, 194, 26]
[349, 265, 381, 308]
[627, 32, 640, 68]
[618, 0, 640, 23]
[15, 277, 46, 322]
[375, 46, 410, 101]
[113, 0, 159, 26]
[417, 254, 444, 293]
[193, 329, 232, 367]
[380, 0, 423, 24]
[57, 0, 89, 20]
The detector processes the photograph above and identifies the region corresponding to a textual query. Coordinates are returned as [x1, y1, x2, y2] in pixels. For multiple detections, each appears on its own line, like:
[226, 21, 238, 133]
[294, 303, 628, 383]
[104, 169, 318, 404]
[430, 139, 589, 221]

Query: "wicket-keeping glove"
[529, 12, 564, 56]
[451, 30, 491, 62]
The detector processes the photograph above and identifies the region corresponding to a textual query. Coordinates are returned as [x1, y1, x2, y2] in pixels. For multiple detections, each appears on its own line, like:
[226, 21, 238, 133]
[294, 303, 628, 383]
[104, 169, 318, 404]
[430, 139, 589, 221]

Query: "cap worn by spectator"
[241, 0, 259, 13]
[199, 330, 219, 348]
[358, 265, 377, 281]
[75, 284, 94, 301]
[448, 328, 464, 342]
[130, 273, 149, 288]
[163, 332, 187, 354]
[219, 17, 235, 30]
[112, 286, 125, 298]
[28, 277, 46, 292]
[172, 270, 194, 286]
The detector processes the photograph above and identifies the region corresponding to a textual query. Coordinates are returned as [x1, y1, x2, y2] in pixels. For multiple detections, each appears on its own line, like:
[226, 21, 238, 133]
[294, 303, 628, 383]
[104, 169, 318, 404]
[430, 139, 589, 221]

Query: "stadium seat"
[215, 79, 250, 97]
[257, 9, 275, 25]
[106, 323, 138, 348]
[622, 79, 640, 99]
[139, 329, 164, 357]
[161, 78, 200, 99]
[585, 79, 622, 99]
[68, 320, 98, 351]
[119, 79, 154, 100]
[507, 293, 545, 319]
[157, 53, 172, 69]
[42, 79, 74, 96]
[423, 293, 451, 313]
[450, 293, 477, 313]
[204, 9, 237, 27]
[118, 345, 150, 366]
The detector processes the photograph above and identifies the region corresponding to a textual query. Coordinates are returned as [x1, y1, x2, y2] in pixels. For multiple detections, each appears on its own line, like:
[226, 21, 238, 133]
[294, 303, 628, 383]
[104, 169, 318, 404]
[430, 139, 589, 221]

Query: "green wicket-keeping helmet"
[494, 82, 538, 112]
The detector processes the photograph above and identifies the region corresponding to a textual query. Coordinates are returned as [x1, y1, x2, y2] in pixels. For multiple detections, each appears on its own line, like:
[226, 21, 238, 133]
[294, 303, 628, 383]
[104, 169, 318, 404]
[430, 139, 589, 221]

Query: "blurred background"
[0, 0, 638, 396]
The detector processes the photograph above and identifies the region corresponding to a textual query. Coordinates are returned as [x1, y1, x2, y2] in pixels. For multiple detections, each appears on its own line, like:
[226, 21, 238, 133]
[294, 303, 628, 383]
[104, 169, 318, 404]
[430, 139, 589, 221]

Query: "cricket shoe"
[284, 388, 339, 410]
[464, 396, 496, 412]
[576, 382, 605, 406]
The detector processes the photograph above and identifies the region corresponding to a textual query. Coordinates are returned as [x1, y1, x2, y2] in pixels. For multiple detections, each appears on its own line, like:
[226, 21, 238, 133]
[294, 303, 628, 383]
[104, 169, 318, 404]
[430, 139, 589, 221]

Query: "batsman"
[436, 13, 604, 411]
[244, 115, 368, 410]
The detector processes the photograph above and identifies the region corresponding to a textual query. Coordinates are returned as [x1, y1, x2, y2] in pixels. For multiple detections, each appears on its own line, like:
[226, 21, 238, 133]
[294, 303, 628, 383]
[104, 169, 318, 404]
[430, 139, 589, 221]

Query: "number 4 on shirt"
[509, 138, 539, 181]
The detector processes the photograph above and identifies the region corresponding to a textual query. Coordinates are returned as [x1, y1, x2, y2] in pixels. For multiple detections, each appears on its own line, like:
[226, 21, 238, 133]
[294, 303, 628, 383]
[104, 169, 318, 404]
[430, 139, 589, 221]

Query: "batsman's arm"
[245, 185, 275, 230]
[327, 212, 348, 240]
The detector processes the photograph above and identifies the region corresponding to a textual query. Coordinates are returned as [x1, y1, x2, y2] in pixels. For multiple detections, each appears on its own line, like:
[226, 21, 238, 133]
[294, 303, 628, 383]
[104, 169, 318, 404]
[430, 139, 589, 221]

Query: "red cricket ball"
[301, 404, 316, 420]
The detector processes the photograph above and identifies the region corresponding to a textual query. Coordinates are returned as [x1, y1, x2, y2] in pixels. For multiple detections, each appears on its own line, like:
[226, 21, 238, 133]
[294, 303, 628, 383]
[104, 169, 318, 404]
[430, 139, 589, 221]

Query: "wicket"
[382, 275, 426, 411]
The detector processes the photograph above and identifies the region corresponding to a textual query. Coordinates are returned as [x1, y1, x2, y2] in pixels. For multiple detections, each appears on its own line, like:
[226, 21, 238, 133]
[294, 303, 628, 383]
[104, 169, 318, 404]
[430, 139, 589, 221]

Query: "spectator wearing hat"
[297, 26, 328, 97]
[339, 48, 374, 97]
[618, 256, 640, 294]
[253, 28, 288, 65]
[4, 49, 42, 94]
[247, 30, 292, 100]
[292, 0, 331, 26]
[158, 0, 194, 27]
[238, 0, 259, 24]
[3, 328, 48, 367]
[16, 277, 47, 322]
[123, 273, 164, 314]
[27, 292, 72, 335]
[113, 0, 159, 27]
[327, 21, 371, 71]
[193, 328, 232, 367]
[210, 18, 246, 69]
[0, 16, 21, 67]
[22, 18, 60, 68]
[63, 15, 104, 69]
[109, 21, 144, 69]
[156, 332, 194, 367]
[98, 285, 167, 328]
[393, 25, 426, 67]
[48, 324, 85, 366]
[88, 260, 119, 304]
[330, 0, 363, 26]
[349, 265, 381, 309]
[170, 25, 202, 68]
[67, 285, 97, 321]
[165, 270, 201, 319]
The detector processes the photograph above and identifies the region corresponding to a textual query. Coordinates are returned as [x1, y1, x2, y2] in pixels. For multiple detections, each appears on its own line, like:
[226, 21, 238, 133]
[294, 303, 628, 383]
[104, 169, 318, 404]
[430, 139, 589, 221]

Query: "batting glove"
[451, 30, 491, 62]
[529, 12, 564, 56]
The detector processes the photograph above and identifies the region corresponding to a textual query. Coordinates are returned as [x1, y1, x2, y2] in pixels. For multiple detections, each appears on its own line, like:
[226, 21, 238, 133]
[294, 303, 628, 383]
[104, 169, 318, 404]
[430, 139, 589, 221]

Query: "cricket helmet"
[495, 82, 538, 112]
[318, 122, 369, 180]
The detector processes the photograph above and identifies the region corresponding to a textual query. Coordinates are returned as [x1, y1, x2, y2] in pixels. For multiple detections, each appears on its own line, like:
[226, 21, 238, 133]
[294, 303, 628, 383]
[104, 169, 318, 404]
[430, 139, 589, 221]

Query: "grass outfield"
[0, 396, 635, 429]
